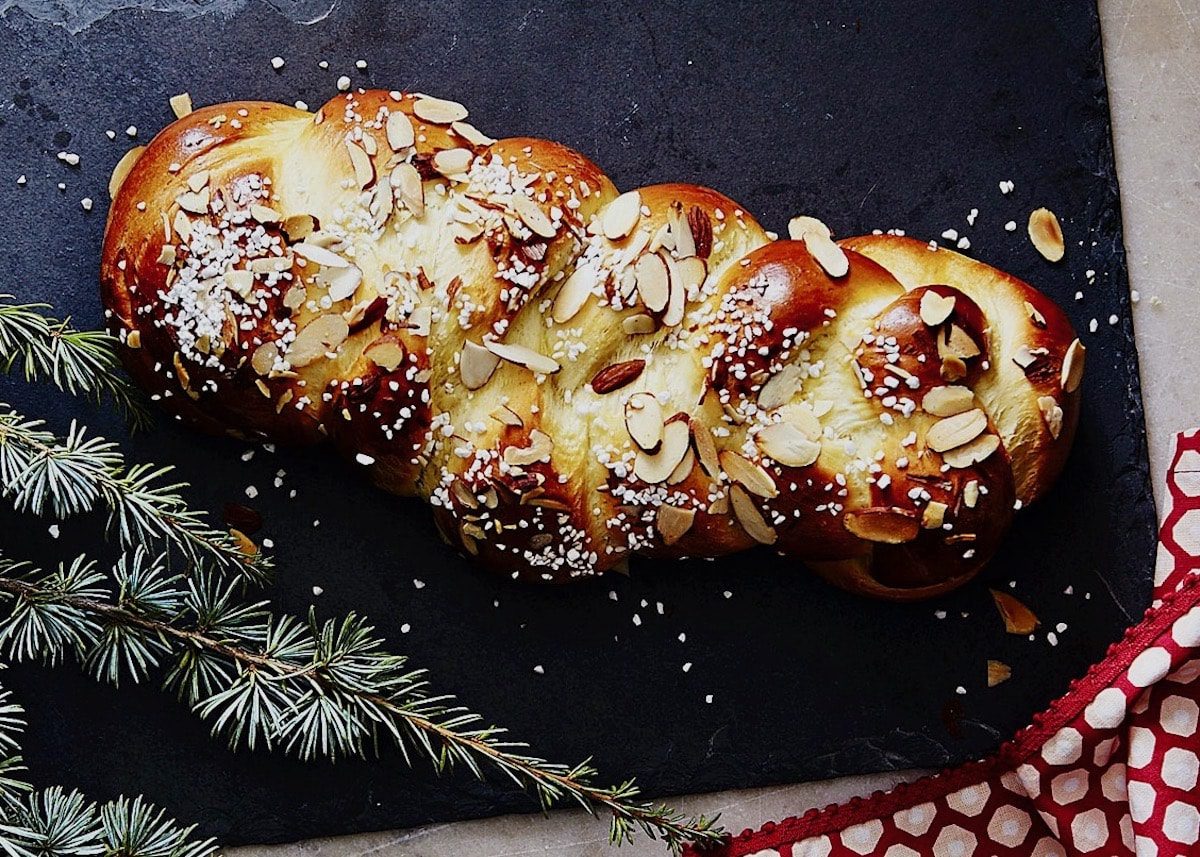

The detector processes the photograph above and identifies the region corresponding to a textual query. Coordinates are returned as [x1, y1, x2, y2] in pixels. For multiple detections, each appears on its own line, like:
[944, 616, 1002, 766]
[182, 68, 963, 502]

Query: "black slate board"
[0, 0, 1156, 846]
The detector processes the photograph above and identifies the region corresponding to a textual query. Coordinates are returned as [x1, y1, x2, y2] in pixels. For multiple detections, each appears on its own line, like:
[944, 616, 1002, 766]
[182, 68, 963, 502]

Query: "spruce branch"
[0, 295, 151, 429]
[0, 552, 724, 854]
[0, 407, 270, 586]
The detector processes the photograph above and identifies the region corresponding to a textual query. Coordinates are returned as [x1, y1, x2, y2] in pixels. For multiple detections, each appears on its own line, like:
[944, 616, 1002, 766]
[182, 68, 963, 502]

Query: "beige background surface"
[231, 1, 1200, 854]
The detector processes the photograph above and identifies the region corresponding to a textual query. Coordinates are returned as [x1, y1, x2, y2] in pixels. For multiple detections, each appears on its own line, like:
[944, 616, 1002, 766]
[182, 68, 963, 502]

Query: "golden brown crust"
[99, 90, 1081, 598]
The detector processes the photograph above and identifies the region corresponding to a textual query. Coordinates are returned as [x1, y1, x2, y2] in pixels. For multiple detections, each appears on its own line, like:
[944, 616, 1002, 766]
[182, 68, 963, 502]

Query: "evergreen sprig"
[0, 407, 270, 586]
[0, 296, 150, 429]
[0, 552, 723, 853]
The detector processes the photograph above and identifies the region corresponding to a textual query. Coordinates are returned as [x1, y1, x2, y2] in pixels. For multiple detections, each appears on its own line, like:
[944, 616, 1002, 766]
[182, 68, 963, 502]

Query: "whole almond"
[591, 360, 645, 394]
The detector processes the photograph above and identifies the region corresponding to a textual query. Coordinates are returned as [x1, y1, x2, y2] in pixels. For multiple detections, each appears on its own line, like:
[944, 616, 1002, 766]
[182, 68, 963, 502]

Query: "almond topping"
[1024, 300, 1047, 327]
[385, 111, 415, 150]
[942, 433, 1000, 469]
[187, 171, 210, 193]
[491, 405, 523, 427]
[1038, 395, 1064, 439]
[919, 290, 957, 326]
[176, 188, 210, 214]
[987, 660, 1012, 687]
[803, 230, 849, 278]
[323, 264, 362, 302]
[675, 256, 707, 293]
[108, 146, 146, 198]
[156, 245, 177, 267]
[634, 252, 670, 313]
[1013, 344, 1037, 370]
[460, 340, 500, 390]
[756, 421, 820, 468]
[510, 193, 556, 239]
[602, 191, 642, 240]
[634, 419, 690, 484]
[690, 418, 720, 479]
[941, 324, 981, 360]
[660, 253, 686, 327]
[364, 339, 405, 372]
[1028, 207, 1065, 262]
[786, 215, 832, 240]
[345, 139, 375, 188]
[451, 121, 495, 147]
[251, 204, 282, 223]
[432, 147, 472, 178]
[843, 507, 920, 544]
[552, 266, 596, 323]
[292, 242, 350, 269]
[688, 207, 713, 258]
[927, 409, 987, 453]
[990, 590, 1040, 634]
[625, 393, 665, 451]
[282, 213, 316, 240]
[591, 360, 645, 394]
[251, 341, 278, 375]
[758, 364, 806, 410]
[390, 162, 425, 217]
[719, 450, 778, 498]
[286, 314, 349, 368]
[922, 385, 974, 417]
[169, 92, 193, 119]
[503, 430, 553, 467]
[730, 485, 776, 545]
[1061, 338, 1085, 393]
[622, 314, 656, 335]
[921, 500, 948, 529]
[941, 356, 968, 382]
[225, 269, 254, 298]
[126, 330, 142, 350]
[484, 339, 560, 375]
[963, 480, 980, 508]
[413, 97, 469, 124]
[656, 504, 695, 546]
[667, 446, 696, 484]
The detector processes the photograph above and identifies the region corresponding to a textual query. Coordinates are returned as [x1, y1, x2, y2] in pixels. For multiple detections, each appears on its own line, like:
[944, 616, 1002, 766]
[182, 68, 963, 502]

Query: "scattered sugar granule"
[336, 75, 351, 91]
[271, 56, 285, 70]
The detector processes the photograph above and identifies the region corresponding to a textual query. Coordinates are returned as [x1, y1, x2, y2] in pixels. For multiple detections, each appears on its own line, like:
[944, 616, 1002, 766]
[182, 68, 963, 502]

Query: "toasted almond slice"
[292, 242, 350, 268]
[987, 660, 1012, 687]
[922, 385, 974, 417]
[634, 419, 690, 484]
[108, 146, 146, 198]
[919, 290, 957, 326]
[1024, 300, 1047, 327]
[786, 215, 832, 240]
[250, 204, 281, 224]
[282, 213, 316, 240]
[634, 252, 670, 313]
[1061, 338, 1085, 393]
[451, 120, 495, 147]
[963, 479, 980, 508]
[510, 193, 556, 238]
[622, 313, 656, 335]
[187, 170, 210, 192]
[803, 230, 849, 278]
[225, 269, 254, 298]
[452, 480, 480, 510]
[503, 430, 553, 467]
[990, 590, 1040, 634]
[1013, 344, 1037, 370]
[345, 139, 375, 188]
[603, 190, 642, 240]
[1037, 395, 1064, 439]
[484, 339, 560, 375]
[432, 147, 473, 178]
[251, 341, 278, 375]
[756, 422, 820, 468]
[758, 364, 806, 410]
[172, 210, 192, 242]
[671, 204, 696, 257]
[941, 324, 981, 360]
[413, 96, 469, 124]
[730, 485, 777, 545]
[1028, 207, 1065, 262]
[176, 188, 210, 214]
[927, 408, 987, 452]
[460, 340, 501, 390]
[324, 264, 362, 302]
[390, 162, 425, 217]
[491, 405, 524, 427]
[690, 418, 720, 479]
[657, 504, 695, 545]
[169, 92, 193, 118]
[625, 392, 665, 451]
[156, 245, 177, 266]
[675, 256, 707, 293]
[719, 450, 778, 498]
[921, 500, 948, 529]
[661, 253, 685, 326]
[364, 338, 405, 372]
[941, 356, 967, 382]
[943, 433, 1000, 468]
[286, 314, 349, 368]
[843, 507, 919, 544]
[667, 445, 696, 484]
[385, 111, 415, 150]
[552, 266, 596, 324]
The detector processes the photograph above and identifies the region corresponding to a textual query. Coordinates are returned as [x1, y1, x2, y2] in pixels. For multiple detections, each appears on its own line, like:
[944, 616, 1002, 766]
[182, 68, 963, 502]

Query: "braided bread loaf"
[100, 89, 1084, 599]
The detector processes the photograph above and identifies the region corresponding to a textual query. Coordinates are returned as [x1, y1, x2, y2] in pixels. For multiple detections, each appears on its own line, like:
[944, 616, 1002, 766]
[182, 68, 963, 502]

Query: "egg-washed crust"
[100, 89, 1083, 597]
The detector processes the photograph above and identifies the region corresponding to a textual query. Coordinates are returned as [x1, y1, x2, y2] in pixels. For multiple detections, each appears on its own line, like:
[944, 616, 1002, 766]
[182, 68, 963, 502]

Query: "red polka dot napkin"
[688, 428, 1200, 857]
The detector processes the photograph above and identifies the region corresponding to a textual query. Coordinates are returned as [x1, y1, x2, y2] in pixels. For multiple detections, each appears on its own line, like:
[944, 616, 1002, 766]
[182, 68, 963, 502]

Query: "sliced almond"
[286, 314, 349, 368]
[634, 252, 670, 313]
[385, 111, 415, 150]
[323, 264, 362, 302]
[510, 193, 556, 238]
[345, 139, 375, 188]
[690, 418, 720, 479]
[390, 162, 425, 217]
[843, 508, 919, 544]
[922, 385, 974, 417]
[656, 504, 695, 546]
[413, 96, 469, 124]
[634, 419, 690, 484]
[661, 254, 685, 327]
[432, 147, 473, 179]
[292, 242, 350, 269]
[251, 341, 278, 376]
[282, 213, 316, 240]
[176, 188, 210, 214]
[187, 171, 210, 193]
[622, 313, 656, 335]
[169, 92, 193, 119]
[675, 256, 707, 293]
[667, 446, 696, 484]
[927, 409, 987, 452]
[460, 340, 501, 390]
[484, 339, 560, 375]
[1028, 207, 1065, 262]
[941, 356, 968, 382]
[987, 660, 1012, 687]
[1037, 395, 1064, 439]
[941, 324, 981, 360]
[603, 191, 642, 241]
[451, 120, 495, 147]
[251, 204, 282, 223]
[364, 338, 405, 372]
[756, 422, 820, 468]
[625, 393, 665, 451]
[491, 405, 524, 427]
[803, 230, 849, 278]
[719, 450, 778, 498]
[1061, 338, 1085, 393]
[758, 364, 806, 411]
[671, 204, 696, 257]
[108, 145, 146, 198]
[503, 430, 553, 467]
[225, 269, 255, 298]
[943, 433, 1000, 469]
[156, 245, 177, 267]
[552, 266, 596, 323]
[963, 480, 980, 508]
[919, 291, 956, 326]
[990, 590, 1040, 634]
[786, 215, 832, 240]
[1012, 344, 1037, 370]
[730, 485, 776, 545]
[921, 500, 948, 529]
[1024, 300, 1047, 328]
[591, 359, 645, 394]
